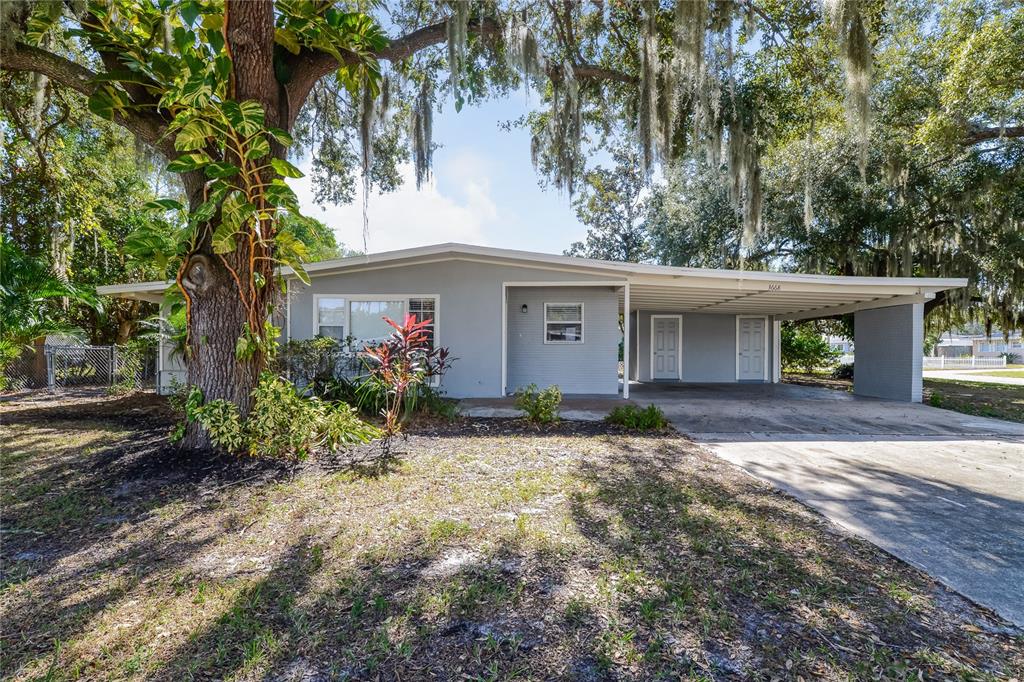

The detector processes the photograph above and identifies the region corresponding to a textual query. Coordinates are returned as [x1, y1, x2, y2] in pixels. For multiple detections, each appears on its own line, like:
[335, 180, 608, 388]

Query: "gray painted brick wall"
[632, 311, 774, 382]
[286, 260, 618, 398]
[506, 286, 620, 395]
[854, 303, 923, 402]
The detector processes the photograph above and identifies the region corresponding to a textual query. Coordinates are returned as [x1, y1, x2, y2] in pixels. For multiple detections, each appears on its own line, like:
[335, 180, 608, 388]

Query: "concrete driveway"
[631, 382, 1024, 626]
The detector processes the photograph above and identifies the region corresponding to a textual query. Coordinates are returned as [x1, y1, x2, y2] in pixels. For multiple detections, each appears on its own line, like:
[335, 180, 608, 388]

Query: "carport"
[616, 266, 966, 403]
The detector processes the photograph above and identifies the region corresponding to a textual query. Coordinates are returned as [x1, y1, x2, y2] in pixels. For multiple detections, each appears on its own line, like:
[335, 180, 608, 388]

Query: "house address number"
[768, 283, 782, 291]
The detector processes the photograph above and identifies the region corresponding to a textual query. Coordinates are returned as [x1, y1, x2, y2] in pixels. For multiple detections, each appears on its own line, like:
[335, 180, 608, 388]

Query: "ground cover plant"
[606, 404, 669, 431]
[514, 383, 563, 424]
[1, 393, 1021, 680]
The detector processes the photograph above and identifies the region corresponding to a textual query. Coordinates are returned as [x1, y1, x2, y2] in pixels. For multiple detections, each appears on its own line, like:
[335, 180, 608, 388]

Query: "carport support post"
[623, 282, 630, 399]
[853, 303, 924, 402]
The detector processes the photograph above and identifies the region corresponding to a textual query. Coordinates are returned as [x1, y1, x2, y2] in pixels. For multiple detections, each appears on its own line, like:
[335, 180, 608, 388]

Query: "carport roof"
[97, 242, 966, 320]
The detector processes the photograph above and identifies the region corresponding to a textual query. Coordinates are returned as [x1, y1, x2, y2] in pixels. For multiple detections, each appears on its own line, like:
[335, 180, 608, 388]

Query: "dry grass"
[1, 395, 1021, 680]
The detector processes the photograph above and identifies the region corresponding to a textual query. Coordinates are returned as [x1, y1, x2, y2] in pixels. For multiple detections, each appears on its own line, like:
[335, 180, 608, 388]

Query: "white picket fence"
[922, 356, 1007, 370]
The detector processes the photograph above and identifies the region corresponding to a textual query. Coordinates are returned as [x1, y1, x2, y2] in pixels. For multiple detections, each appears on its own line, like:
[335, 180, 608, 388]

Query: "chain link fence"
[2, 340, 156, 394]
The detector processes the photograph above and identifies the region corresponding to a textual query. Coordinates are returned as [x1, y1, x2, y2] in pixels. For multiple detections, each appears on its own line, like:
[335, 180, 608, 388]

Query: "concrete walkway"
[630, 382, 1024, 626]
[923, 369, 1024, 386]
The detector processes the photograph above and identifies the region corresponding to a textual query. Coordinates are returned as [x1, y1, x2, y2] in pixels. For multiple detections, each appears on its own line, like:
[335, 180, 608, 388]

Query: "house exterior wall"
[633, 311, 774, 382]
[854, 303, 923, 402]
[286, 260, 620, 398]
[506, 286, 620, 395]
[157, 334, 186, 395]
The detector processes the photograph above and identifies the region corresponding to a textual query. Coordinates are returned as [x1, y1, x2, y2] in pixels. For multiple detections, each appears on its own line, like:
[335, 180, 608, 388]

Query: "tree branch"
[1, 41, 176, 158]
[963, 124, 1024, 146]
[284, 15, 636, 126]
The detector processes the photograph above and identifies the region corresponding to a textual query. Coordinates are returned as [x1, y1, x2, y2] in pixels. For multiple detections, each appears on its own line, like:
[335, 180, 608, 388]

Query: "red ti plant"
[362, 314, 454, 449]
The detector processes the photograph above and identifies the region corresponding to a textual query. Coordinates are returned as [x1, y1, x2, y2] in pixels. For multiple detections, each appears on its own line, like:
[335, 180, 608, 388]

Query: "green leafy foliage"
[188, 373, 380, 460]
[781, 323, 842, 373]
[605, 404, 668, 431]
[832, 363, 855, 380]
[513, 384, 562, 424]
[0, 339, 22, 391]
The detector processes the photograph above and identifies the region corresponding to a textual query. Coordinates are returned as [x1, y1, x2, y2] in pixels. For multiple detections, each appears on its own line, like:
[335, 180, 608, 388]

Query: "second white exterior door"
[737, 317, 766, 381]
[652, 317, 680, 379]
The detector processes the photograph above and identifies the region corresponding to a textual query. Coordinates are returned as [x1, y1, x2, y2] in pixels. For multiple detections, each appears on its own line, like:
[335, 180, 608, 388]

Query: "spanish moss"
[824, 0, 872, 182]
[410, 78, 434, 190]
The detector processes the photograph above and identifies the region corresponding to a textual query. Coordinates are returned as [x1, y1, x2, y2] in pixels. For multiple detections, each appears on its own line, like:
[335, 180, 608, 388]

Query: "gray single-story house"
[98, 243, 966, 402]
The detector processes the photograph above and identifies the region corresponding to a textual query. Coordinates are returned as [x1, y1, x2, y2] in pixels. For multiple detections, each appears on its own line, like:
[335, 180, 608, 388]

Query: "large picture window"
[544, 302, 583, 344]
[350, 300, 405, 345]
[315, 296, 438, 348]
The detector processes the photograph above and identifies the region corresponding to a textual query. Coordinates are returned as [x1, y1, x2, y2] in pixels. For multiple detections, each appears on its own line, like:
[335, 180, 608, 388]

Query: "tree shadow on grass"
[4, 415, 1020, 680]
[566, 435, 1021, 679]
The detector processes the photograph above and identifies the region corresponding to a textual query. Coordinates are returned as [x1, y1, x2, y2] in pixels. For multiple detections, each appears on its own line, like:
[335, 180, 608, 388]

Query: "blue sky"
[291, 94, 590, 255]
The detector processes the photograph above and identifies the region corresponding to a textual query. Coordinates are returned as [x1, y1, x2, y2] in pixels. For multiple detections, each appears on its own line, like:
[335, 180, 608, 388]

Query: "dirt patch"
[2, 394, 1021, 680]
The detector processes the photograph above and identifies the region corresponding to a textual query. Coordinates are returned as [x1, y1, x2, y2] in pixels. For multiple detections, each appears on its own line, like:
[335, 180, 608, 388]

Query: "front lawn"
[785, 372, 1024, 424]
[1, 395, 1021, 680]
[974, 369, 1024, 379]
[924, 378, 1024, 423]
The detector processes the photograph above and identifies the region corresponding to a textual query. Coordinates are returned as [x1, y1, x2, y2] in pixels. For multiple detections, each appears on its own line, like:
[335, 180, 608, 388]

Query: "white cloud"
[289, 156, 496, 253]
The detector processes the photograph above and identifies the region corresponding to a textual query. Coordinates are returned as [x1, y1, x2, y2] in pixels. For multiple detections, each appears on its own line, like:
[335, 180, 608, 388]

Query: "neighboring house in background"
[930, 333, 1024, 358]
[934, 335, 975, 358]
[973, 334, 1024, 358]
[98, 243, 965, 403]
[826, 336, 854, 355]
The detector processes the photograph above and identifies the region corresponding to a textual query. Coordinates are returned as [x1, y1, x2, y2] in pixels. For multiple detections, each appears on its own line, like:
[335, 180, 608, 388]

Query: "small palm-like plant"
[362, 314, 454, 450]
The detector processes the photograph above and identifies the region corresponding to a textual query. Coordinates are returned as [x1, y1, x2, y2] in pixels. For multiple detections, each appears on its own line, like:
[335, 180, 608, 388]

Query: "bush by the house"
[180, 372, 380, 460]
[606, 404, 668, 431]
[832, 362, 854, 380]
[275, 336, 354, 396]
[514, 383, 562, 424]
[781, 322, 841, 373]
[362, 314, 454, 447]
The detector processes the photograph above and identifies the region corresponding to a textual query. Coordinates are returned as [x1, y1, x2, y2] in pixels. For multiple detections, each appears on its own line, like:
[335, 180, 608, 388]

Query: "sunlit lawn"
[1, 397, 1021, 680]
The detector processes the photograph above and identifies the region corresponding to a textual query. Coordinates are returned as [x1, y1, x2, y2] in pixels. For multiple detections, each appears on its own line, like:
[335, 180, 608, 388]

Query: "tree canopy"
[2, 0, 1021, 444]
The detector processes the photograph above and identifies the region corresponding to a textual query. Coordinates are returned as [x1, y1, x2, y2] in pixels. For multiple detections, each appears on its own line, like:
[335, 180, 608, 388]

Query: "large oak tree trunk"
[179, 0, 282, 449]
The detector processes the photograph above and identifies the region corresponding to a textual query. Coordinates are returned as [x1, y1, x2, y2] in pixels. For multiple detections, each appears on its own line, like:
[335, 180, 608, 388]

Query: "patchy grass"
[1, 395, 1021, 680]
[923, 378, 1024, 423]
[785, 372, 1024, 424]
[973, 369, 1024, 379]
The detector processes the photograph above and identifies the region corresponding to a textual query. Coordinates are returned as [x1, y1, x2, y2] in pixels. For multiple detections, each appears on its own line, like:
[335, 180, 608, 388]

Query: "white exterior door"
[652, 317, 680, 379]
[737, 317, 766, 381]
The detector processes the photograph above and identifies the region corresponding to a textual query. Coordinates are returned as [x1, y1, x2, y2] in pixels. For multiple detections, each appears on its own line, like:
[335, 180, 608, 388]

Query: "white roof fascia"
[96, 242, 968, 299]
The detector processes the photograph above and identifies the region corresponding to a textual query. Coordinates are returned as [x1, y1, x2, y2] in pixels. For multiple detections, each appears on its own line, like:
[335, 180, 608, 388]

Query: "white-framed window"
[314, 295, 438, 348]
[349, 299, 406, 346]
[315, 296, 347, 341]
[544, 302, 583, 344]
[409, 297, 436, 350]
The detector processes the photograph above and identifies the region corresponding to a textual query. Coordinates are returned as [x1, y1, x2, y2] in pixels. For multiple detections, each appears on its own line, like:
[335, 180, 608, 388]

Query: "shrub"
[514, 383, 562, 424]
[184, 373, 380, 460]
[832, 362, 854, 380]
[781, 322, 841, 373]
[363, 314, 454, 448]
[275, 336, 352, 396]
[606, 404, 668, 431]
[0, 339, 22, 391]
